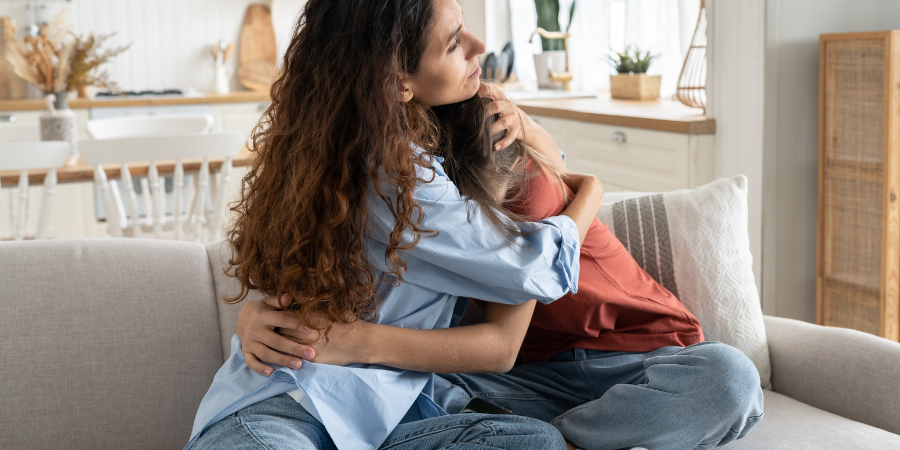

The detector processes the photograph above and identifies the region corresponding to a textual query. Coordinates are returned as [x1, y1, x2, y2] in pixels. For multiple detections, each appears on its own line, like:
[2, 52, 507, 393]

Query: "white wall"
[0, 0, 303, 95]
[707, 0, 766, 299]
[763, 0, 900, 322]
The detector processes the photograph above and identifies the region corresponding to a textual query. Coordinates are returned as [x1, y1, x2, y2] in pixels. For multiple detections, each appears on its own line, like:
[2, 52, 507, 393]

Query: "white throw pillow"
[597, 175, 772, 389]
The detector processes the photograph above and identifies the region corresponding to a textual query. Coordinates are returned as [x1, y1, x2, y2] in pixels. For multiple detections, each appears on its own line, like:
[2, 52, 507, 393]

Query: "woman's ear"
[396, 73, 414, 103]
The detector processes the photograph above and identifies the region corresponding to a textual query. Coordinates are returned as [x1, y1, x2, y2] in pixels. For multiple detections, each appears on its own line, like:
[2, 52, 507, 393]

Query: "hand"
[276, 309, 369, 367]
[236, 294, 317, 376]
[559, 173, 604, 209]
[478, 83, 531, 151]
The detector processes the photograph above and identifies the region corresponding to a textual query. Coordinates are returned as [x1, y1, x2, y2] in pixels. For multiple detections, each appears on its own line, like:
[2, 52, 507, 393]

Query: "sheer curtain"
[509, 0, 700, 97]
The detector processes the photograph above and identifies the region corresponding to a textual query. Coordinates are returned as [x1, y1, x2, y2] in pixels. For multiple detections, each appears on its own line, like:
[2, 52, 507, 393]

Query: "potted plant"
[67, 32, 130, 98]
[533, 0, 575, 90]
[609, 46, 660, 100]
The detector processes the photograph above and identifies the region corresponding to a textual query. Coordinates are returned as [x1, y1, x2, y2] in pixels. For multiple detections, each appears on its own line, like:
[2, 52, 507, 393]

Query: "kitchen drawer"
[529, 115, 714, 193]
[0, 111, 41, 124]
[89, 104, 212, 120]
[567, 122, 691, 192]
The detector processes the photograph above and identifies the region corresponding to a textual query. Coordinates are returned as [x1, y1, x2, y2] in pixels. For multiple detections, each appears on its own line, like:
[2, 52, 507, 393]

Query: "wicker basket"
[610, 74, 661, 100]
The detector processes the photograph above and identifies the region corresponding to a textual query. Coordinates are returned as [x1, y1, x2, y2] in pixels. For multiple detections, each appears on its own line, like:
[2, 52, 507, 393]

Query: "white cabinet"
[0, 110, 41, 125]
[531, 115, 715, 193]
[1, 101, 265, 240]
[210, 101, 270, 140]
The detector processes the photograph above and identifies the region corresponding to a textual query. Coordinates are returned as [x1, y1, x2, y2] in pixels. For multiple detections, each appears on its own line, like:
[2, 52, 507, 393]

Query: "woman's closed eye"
[449, 37, 460, 53]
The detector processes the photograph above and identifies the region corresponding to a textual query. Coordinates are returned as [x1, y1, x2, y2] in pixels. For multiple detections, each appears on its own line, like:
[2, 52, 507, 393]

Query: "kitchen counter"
[1, 91, 714, 134]
[0, 91, 270, 112]
[516, 95, 714, 135]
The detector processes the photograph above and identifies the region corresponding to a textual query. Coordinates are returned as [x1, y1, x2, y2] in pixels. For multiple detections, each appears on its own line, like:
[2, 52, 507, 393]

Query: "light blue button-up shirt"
[186, 153, 580, 450]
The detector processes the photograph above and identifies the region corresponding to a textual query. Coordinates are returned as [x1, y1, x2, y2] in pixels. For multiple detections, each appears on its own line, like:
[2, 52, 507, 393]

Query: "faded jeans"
[191, 392, 567, 450]
[433, 341, 765, 450]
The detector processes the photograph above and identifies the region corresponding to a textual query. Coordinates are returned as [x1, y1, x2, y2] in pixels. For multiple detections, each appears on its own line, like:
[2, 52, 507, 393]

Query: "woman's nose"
[467, 34, 487, 59]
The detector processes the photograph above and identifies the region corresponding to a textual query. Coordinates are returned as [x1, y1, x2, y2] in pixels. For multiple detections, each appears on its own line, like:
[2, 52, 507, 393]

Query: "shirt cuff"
[537, 214, 580, 299]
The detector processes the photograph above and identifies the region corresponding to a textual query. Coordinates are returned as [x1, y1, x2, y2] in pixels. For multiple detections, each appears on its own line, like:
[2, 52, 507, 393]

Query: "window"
[509, 0, 701, 97]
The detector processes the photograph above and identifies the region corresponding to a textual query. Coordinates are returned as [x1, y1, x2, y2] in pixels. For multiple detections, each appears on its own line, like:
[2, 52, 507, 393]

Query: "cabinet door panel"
[210, 102, 269, 139]
[531, 115, 569, 154]
[567, 122, 690, 192]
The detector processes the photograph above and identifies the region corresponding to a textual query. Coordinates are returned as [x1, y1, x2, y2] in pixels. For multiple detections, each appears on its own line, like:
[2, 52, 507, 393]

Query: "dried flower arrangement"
[67, 32, 129, 96]
[1, 12, 73, 94]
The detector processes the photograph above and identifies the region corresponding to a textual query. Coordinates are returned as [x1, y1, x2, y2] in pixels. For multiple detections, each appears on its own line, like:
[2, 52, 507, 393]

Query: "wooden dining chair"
[86, 114, 214, 139]
[0, 142, 72, 240]
[0, 122, 40, 142]
[79, 132, 244, 242]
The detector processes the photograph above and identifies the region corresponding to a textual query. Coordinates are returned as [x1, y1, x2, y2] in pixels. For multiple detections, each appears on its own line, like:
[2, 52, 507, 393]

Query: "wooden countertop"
[516, 95, 714, 135]
[0, 91, 270, 111]
[2, 91, 714, 134]
[1, 146, 254, 187]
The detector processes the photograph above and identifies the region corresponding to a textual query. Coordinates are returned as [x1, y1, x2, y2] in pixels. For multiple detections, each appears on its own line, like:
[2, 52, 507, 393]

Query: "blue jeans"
[434, 341, 764, 450]
[191, 393, 566, 450]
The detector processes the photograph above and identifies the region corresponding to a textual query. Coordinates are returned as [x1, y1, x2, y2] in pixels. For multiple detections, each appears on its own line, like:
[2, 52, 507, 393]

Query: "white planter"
[533, 50, 567, 90]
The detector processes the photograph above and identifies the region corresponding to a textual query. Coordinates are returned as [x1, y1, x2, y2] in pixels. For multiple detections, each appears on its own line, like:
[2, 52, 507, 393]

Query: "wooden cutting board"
[238, 4, 278, 92]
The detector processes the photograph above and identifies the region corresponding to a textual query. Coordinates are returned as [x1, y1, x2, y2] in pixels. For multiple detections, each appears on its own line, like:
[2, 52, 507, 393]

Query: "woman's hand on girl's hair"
[236, 295, 317, 376]
[478, 83, 526, 151]
[277, 315, 369, 367]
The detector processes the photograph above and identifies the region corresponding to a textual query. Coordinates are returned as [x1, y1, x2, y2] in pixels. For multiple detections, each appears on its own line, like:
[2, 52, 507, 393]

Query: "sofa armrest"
[764, 315, 900, 434]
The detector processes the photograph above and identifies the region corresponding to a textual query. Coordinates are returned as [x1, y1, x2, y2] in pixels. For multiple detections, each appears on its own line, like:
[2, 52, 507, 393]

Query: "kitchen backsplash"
[0, 0, 302, 93]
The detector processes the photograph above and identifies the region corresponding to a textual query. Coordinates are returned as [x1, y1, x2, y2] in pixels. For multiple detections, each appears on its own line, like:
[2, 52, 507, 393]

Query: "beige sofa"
[1, 238, 899, 449]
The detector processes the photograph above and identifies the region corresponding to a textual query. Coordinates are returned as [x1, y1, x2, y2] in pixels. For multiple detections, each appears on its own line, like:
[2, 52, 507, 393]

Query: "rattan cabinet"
[817, 31, 900, 342]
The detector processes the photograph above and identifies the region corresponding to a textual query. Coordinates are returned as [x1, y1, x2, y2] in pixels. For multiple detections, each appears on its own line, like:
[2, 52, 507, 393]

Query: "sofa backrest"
[206, 240, 267, 359]
[0, 239, 224, 450]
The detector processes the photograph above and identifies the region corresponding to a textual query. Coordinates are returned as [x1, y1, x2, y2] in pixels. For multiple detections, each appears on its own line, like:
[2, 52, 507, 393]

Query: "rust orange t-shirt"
[509, 169, 704, 362]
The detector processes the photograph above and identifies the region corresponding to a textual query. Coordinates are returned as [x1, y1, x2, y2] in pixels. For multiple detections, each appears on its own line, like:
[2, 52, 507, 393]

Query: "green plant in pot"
[609, 46, 661, 100]
[532, 0, 575, 89]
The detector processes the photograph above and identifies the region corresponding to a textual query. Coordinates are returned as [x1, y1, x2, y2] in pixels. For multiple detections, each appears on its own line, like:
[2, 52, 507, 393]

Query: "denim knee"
[467, 415, 566, 449]
[684, 342, 765, 422]
[193, 395, 335, 450]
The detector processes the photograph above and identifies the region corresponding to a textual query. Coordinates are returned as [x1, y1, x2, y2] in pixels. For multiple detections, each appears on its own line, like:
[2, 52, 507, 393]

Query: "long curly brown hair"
[225, 0, 440, 328]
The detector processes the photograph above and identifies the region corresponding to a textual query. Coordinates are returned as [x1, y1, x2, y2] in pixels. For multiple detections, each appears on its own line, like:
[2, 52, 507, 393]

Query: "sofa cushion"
[597, 176, 772, 389]
[725, 390, 900, 449]
[0, 239, 223, 450]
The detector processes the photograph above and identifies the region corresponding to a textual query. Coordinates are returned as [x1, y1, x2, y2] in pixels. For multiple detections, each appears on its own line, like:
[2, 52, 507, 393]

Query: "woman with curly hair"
[237, 97, 765, 449]
[185, 0, 603, 449]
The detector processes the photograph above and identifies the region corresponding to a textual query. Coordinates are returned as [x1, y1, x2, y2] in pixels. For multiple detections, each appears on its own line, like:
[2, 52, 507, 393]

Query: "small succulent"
[609, 46, 657, 74]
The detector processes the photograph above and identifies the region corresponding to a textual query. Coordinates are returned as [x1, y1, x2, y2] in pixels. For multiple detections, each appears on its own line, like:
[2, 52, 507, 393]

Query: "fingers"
[495, 126, 518, 151]
[477, 83, 496, 100]
[279, 293, 293, 308]
[484, 99, 509, 117]
[262, 295, 284, 309]
[278, 324, 320, 342]
[478, 83, 509, 101]
[243, 351, 275, 376]
[490, 113, 520, 151]
[244, 338, 312, 371]
[259, 308, 304, 330]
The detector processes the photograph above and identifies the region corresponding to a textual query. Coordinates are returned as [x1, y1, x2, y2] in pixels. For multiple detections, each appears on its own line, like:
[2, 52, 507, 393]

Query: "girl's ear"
[396, 73, 414, 103]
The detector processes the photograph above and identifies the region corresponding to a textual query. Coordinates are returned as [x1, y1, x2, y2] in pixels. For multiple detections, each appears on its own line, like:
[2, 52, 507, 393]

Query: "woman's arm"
[237, 295, 535, 375]
[283, 299, 536, 374]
